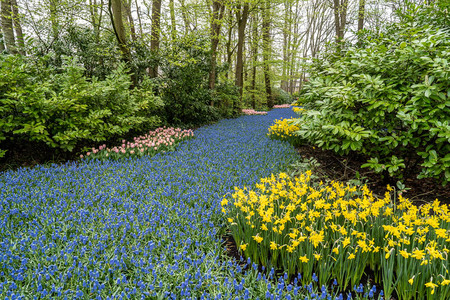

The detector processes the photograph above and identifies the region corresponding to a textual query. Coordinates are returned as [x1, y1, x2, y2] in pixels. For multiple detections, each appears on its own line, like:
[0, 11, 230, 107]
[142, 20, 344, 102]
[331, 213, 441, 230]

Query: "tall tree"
[262, 0, 273, 108]
[89, 0, 104, 43]
[135, 0, 143, 36]
[1, 0, 16, 54]
[49, 0, 59, 41]
[250, 11, 259, 108]
[332, 0, 348, 50]
[109, 0, 132, 64]
[209, 0, 225, 92]
[224, 7, 234, 80]
[281, 0, 291, 92]
[0, 32, 5, 52]
[169, 0, 177, 42]
[149, 0, 161, 78]
[358, 0, 365, 31]
[11, 0, 24, 54]
[234, 2, 249, 98]
[122, 0, 137, 41]
[179, 0, 190, 34]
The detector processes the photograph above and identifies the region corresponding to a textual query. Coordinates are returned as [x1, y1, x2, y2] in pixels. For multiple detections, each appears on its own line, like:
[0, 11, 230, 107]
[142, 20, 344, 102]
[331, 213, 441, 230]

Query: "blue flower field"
[2, 108, 327, 299]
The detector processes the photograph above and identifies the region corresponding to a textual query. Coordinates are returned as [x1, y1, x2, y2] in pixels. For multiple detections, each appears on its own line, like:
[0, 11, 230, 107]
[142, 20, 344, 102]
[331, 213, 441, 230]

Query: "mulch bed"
[296, 145, 449, 205]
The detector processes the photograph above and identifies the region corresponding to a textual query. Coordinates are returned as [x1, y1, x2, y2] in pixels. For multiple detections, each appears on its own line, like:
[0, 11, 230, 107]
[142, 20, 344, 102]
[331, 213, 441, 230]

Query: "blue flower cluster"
[0, 108, 380, 299]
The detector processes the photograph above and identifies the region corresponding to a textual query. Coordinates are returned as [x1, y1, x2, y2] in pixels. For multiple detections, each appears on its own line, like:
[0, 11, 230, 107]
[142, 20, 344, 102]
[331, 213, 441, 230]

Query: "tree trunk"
[208, 0, 225, 94]
[49, 0, 59, 41]
[357, 0, 365, 46]
[10, 0, 23, 54]
[281, 0, 289, 92]
[109, 0, 135, 85]
[169, 0, 176, 42]
[333, 0, 348, 51]
[89, 0, 104, 43]
[234, 3, 249, 99]
[122, 0, 137, 41]
[0, 32, 5, 52]
[250, 12, 258, 109]
[179, 0, 189, 35]
[358, 0, 365, 31]
[262, 0, 273, 108]
[225, 7, 233, 80]
[1, 0, 16, 54]
[149, 0, 161, 78]
[135, 0, 143, 36]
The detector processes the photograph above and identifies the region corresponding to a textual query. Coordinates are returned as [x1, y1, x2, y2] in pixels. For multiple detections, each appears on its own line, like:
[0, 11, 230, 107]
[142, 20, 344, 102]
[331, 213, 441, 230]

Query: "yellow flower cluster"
[267, 118, 299, 140]
[292, 106, 305, 114]
[222, 172, 450, 299]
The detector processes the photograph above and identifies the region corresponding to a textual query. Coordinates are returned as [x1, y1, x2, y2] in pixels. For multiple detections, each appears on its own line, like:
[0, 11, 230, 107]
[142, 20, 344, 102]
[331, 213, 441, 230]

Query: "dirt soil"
[295, 145, 449, 205]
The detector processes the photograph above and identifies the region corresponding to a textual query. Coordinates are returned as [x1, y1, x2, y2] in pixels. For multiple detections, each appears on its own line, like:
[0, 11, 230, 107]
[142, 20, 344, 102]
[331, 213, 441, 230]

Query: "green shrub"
[157, 35, 240, 126]
[156, 36, 220, 126]
[34, 25, 122, 80]
[272, 87, 292, 105]
[0, 55, 163, 154]
[294, 3, 450, 184]
[213, 81, 240, 118]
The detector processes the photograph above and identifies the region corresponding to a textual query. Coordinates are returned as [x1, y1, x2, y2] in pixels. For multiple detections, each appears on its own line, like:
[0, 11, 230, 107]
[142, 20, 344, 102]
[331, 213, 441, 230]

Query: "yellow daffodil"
[299, 255, 309, 263]
[309, 231, 325, 248]
[441, 279, 450, 286]
[399, 250, 410, 259]
[270, 241, 277, 250]
[221, 198, 228, 206]
[425, 281, 438, 294]
[252, 235, 263, 243]
[342, 237, 351, 248]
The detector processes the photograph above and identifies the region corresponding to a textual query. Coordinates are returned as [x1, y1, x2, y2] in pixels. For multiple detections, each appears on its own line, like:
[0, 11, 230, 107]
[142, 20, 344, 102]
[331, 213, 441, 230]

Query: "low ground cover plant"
[82, 127, 194, 160]
[222, 172, 450, 299]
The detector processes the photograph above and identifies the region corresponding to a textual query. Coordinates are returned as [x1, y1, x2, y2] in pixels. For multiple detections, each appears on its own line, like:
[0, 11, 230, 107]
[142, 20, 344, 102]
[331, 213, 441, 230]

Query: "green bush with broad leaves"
[272, 87, 292, 105]
[294, 3, 449, 184]
[157, 35, 239, 126]
[0, 55, 163, 155]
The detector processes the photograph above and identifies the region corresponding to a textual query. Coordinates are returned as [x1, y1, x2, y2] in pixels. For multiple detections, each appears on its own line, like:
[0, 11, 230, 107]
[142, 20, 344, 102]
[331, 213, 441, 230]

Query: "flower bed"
[222, 172, 450, 299]
[81, 127, 194, 160]
[242, 109, 268, 115]
[2, 109, 356, 299]
[268, 118, 300, 145]
[273, 104, 292, 108]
